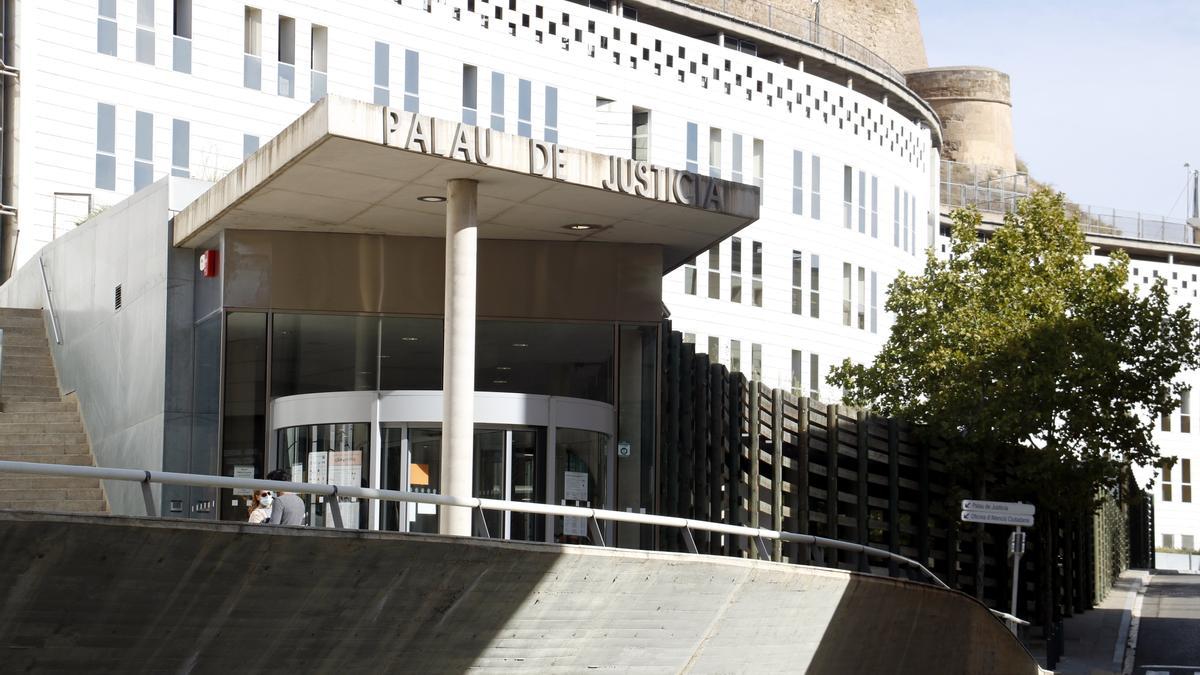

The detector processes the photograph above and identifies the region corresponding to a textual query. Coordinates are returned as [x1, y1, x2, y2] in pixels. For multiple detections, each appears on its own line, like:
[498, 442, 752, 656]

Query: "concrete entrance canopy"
[173, 96, 759, 272]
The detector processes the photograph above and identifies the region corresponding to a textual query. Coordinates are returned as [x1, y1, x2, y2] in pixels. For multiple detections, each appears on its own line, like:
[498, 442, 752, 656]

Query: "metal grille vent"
[114, 284, 122, 311]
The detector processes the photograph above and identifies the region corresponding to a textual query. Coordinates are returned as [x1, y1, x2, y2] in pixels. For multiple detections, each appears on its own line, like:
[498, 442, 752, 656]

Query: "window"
[870, 176, 878, 238]
[243, 134, 260, 158]
[512, 79, 532, 137]
[751, 343, 761, 381]
[857, 267, 866, 330]
[544, 86, 558, 142]
[1184, 534, 1196, 551]
[404, 50, 420, 113]
[171, 119, 189, 178]
[136, 0, 155, 65]
[791, 350, 803, 396]
[911, 196, 918, 256]
[683, 333, 695, 345]
[1184, 459, 1193, 503]
[1163, 533, 1174, 548]
[723, 35, 757, 55]
[752, 241, 763, 307]
[631, 109, 649, 161]
[708, 246, 720, 300]
[490, 71, 505, 132]
[842, 263, 852, 327]
[870, 271, 878, 333]
[1182, 388, 1192, 433]
[462, 65, 478, 125]
[810, 254, 820, 318]
[791, 150, 803, 215]
[1162, 411, 1172, 432]
[809, 353, 820, 399]
[683, 257, 697, 295]
[373, 42, 390, 105]
[893, 187, 901, 248]
[903, 191, 910, 252]
[811, 155, 821, 220]
[752, 140, 764, 201]
[707, 336, 719, 360]
[95, 103, 116, 190]
[310, 25, 328, 102]
[730, 339, 741, 373]
[134, 111, 153, 191]
[98, 0, 118, 56]
[708, 128, 721, 178]
[731, 134, 743, 183]
[730, 237, 742, 303]
[791, 250, 803, 315]
[173, 0, 192, 73]
[842, 165, 852, 229]
[243, 7, 262, 90]
[1163, 461, 1173, 501]
[685, 122, 698, 173]
[857, 170, 866, 234]
[277, 16, 296, 98]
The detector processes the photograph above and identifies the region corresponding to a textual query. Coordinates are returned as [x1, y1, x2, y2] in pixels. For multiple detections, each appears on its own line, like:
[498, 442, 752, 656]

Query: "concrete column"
[440, 178, 478, 536]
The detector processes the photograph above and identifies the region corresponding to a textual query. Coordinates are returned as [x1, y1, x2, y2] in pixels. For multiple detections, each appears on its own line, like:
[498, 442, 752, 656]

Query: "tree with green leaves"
[830, 189, 1200, 512]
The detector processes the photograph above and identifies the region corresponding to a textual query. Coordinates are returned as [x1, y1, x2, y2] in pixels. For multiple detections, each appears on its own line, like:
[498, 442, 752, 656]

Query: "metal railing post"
[588, 515, 606, 547]
[681, 526, 699, 554]
[327, 485, 344, 529]
[473, 505, 491, 538]
[141, 471, 157, 517]
[38, 256, 62, 345]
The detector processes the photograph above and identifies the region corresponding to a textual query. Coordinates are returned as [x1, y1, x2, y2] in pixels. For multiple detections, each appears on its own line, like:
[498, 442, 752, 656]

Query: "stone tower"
[905, 66, 1016, 174]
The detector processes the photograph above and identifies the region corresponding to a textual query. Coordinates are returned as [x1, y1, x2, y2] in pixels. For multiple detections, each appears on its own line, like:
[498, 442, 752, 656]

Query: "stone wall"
[768, 0, 929, 73]
[907, 66, 1016, 174]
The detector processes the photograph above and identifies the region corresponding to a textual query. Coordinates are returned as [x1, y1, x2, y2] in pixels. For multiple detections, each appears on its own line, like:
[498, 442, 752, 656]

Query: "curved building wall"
[906, 66, 1015, 173]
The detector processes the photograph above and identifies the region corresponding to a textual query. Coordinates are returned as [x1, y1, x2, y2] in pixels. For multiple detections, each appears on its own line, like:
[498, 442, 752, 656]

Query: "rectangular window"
[893, 187, 901, 248]
[751, 343, 762, 381]
[171, 119, 189, 178]
[842, 165, 853, 229]
[243, 134, 260, 158]
[683, 257, 697, 295]
[842, 263, 852, 327]
[243, 7, 262, 89]
[730, 339, 741, 373]
[310, 25, 328, 102]
[98, 0, 118, 56]
[1182, 388, 1192, 433]
[752, 139, 764, 203]
[1163, 483, 1172, 502]
[708, 336, 719, 360]
[811, 155, 821, 220]
[173, 0, 192, 73]
[912, 197, 919, 256]
[791, 250, 803, 315]
[277, 16, 296, 98]
[1184, 459, 1192, 503]
[791, 350, 803, 396]
[134, 111, 153, 191]
[1165, 463, 1174, 483]
[809, 353, 820, 399]
[1162, 412, 1172, 432]
[752, 241, 763, 307]
[870, 271, 878, 333]
[404, 50, 420, 113]
[683, 333, 695, 345]
[1184, 534, 1196, 551]
[373, 42, 390, 105]
[858, 170, 866, 234]
[490, 71, 505, 132]
[857, 266, 866, 330]
[1163, 533, 1174, 548]
[631, 109, 650, 161]
[792, 150, 803, 215]
[544, 86, 558, 142]
[870, 176, 879, 238]
[708, 246, 720, 300]
[136, 0, 155, 65]
[730, 237, 742, 303]
[708, 128, 721, 178]
[95, 103, 116, 190]
[903, 191, 910, 252]
[685, 122, 698, 173]
[810, 254, 820, 318]
[731, 133, 743, 183]
[513, 79, 531, 137]
[462, 65, 478, 125]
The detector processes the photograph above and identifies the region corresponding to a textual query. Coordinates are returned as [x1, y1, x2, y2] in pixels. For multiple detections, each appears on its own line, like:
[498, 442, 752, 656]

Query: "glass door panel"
[473, 430, 505, 537]
[509, 429, 545, 542]
[382, 427, 405, 531]
[554, 428, 608, 544]
[407, 428, 442, 533]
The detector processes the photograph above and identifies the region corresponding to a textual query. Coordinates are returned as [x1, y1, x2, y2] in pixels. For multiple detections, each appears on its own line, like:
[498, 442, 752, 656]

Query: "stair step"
[0, 411, 85, 423]
[0, 400, 76, 412]
[0, 486, 104, 500]
[0, 443, 91, 456]
[0, 423, 84, 434]
[0, 499, 107, 512]
[0, 476, 105, 489]
[0, 433, 89, 446]
[0, 332, 50, 346]
[0, 386, 61, 397]
[0, 454, 95, 466]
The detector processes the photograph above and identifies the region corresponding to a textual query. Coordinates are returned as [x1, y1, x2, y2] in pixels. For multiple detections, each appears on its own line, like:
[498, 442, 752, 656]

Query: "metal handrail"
[37, 256, 61, 345]
[0, 458, 1026, 628]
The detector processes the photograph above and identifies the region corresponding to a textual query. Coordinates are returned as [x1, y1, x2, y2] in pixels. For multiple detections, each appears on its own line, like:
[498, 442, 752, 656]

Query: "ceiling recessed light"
[417, 195, 447, 203]
[564, 223, 599, 231]
[401, 336, 419, 341]
[511, 343, 529, 348]
[496, 366, 511, 371]
[492, 379, 508, 384]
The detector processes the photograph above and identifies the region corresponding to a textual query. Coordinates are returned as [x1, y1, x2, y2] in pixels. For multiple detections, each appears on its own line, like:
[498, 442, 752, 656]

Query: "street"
[1134, 572, 1200, 675]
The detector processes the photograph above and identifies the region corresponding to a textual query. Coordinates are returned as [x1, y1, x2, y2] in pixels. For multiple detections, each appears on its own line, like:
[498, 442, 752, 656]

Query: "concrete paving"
[1132, 571, 1200, 675]
[1023, 569, 1147, 674]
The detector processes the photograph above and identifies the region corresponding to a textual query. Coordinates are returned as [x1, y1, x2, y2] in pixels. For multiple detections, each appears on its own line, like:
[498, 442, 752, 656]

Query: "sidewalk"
[1024, 569, 1148, 674]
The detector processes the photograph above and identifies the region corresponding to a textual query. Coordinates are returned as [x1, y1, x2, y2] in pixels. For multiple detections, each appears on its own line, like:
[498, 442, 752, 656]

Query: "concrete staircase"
[0, 308, 108, 513]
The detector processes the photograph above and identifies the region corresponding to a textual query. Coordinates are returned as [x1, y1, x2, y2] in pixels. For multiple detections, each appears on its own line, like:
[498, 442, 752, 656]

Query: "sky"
[918, 0, 1200, 220]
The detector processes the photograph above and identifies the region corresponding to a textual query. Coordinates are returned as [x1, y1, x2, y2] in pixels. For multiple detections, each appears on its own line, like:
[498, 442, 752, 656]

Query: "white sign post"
[961, 500, 1036, 633]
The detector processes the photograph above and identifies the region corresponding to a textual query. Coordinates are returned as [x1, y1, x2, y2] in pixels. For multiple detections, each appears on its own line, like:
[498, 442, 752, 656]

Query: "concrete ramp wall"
[0, 511, 1039, 673]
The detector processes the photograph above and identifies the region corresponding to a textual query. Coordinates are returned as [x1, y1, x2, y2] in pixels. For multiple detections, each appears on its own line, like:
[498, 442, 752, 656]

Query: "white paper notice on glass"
[233, 465, 255, 496]
[308, 451, 328, 485]
[328, 450, 363, 486]
[564, 515, 587, 537]
[290, 463, 304, 484]
[563, 471, 589, 501]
